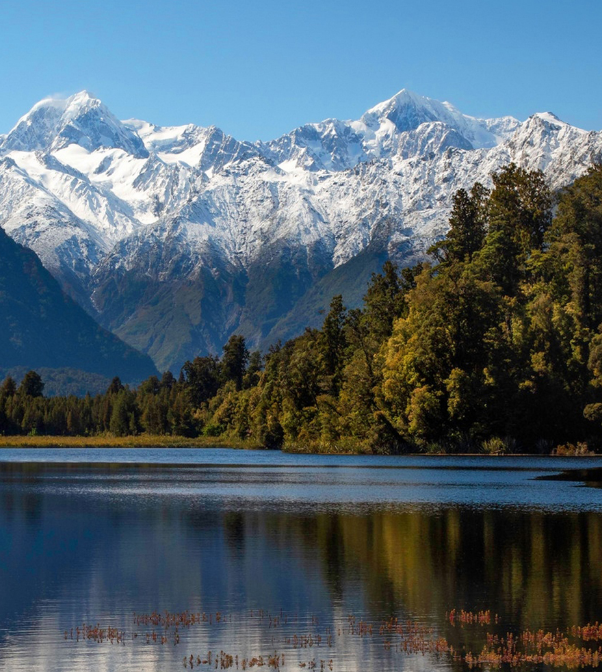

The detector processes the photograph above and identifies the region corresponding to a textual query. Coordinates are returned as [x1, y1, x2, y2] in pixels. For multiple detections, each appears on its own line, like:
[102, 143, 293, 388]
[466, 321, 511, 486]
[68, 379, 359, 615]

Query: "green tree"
[429, 183, 489, 264]
[0, 376, 17, 399]
[106, 376, 124, 395]
[109, 390, 135, 436]
[243, 351, 263, 389]
[382, 262, 503, 446]
[362, 261, 407, 342]
[221, 335, 249, 390]
[19, 371, 44, 398]
[548, 164, 602, 330]
[182, 356, 221, 406]
[319, 295, 347, 395]
[478, 164, 553, 294]
[160, 371, 176, 390]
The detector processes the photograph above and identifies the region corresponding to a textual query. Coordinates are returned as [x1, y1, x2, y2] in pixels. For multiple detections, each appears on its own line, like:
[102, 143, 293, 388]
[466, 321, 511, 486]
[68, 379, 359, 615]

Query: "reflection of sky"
[0, 451, 602, 671]
[0, 498, 341, 671]
[1, 449, 602, 512]
[4, 447, 602, 470]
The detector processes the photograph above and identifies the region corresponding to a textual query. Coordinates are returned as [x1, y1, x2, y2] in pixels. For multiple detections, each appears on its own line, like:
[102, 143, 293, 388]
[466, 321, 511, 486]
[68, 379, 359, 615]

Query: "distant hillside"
[0, 367, 112, 397]
[0, 227, 157, 382]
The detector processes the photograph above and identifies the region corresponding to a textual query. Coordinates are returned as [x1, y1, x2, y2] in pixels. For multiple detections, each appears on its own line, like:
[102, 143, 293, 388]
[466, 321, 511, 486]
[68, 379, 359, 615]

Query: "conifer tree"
[221, 335, 249, 390]
[19, 371, 44, 398]
[429, 183, 489, 264]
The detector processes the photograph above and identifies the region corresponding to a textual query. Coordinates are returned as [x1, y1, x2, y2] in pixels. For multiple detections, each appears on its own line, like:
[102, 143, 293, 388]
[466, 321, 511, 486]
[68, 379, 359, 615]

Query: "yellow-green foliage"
[0, 434, 261, 449]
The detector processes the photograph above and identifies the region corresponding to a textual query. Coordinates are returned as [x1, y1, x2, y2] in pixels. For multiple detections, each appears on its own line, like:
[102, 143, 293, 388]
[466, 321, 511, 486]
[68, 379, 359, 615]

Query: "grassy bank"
[283, 438, 379, 454]
[282, 438, 600, 456]
[0, 435, 598, 455]
[0, 434, 262, 449]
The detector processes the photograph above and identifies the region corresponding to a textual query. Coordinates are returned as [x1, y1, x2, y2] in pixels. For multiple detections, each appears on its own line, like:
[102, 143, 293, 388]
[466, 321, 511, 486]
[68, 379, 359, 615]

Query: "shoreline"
[0, 435, 261, 449]
[0, 435, 600, 457]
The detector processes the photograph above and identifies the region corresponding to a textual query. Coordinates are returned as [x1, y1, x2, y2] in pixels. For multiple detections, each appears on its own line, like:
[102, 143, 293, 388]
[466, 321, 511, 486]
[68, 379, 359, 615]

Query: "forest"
[2, 163, 602, 454]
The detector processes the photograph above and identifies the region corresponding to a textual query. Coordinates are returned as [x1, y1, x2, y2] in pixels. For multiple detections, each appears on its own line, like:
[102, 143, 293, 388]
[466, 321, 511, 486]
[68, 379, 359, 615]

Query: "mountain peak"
[69, 89, 96, 101]
[2, 91, 149, 158]
[359, 89, 512, 149]
[361, 89, 469, 133]
[379, 88, 425, 105]
[529, 111, 567, 126]
[63, 90, 100, 112]
[361, 89, 440, 127]
[11, 90, 100, 131]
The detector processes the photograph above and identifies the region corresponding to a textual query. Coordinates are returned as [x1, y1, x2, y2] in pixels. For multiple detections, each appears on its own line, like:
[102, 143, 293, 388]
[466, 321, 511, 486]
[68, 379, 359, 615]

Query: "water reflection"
[0, 456, 601, 671]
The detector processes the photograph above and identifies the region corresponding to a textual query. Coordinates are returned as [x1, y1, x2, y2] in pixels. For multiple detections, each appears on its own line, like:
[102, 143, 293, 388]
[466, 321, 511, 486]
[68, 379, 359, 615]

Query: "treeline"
[0, 340, 260, 439]
[3, 163, 602, 454]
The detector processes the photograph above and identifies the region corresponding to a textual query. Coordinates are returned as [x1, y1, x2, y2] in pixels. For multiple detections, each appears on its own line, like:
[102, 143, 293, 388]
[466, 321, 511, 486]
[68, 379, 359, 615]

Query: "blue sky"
[1, 0, 601, 140]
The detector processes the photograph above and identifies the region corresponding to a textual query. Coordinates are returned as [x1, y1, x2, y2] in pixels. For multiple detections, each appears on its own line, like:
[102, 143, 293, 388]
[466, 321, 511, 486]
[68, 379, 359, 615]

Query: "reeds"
[447, 609, 500, 626]
[62, 607, 602, 669]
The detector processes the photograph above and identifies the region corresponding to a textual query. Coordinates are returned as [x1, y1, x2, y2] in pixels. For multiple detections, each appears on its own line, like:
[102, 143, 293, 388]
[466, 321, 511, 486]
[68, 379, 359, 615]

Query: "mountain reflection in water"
[0, 452, 601, 671]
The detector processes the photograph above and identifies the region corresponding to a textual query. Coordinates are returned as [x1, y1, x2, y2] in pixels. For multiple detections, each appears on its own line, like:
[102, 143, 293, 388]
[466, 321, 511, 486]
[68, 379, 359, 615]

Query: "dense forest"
[2, 163, 602, 454]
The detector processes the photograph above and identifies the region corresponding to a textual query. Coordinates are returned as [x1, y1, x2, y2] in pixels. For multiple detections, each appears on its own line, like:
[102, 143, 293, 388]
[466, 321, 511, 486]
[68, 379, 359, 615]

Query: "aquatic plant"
[63, 607, 602, 669]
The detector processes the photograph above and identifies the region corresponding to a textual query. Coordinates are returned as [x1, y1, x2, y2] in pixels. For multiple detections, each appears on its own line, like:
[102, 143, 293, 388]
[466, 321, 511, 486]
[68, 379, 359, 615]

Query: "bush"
[553, 442, 593, 456]
[482, 437, 506, 455]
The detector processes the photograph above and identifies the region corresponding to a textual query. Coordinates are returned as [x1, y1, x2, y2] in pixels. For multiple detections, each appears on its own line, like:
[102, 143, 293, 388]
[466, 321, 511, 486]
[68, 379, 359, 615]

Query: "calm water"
[1, 449, 602, 671]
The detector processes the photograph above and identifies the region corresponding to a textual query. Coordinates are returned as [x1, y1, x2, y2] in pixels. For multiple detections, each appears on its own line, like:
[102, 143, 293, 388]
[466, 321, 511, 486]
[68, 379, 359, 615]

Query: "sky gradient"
[1, 0, 601, 140]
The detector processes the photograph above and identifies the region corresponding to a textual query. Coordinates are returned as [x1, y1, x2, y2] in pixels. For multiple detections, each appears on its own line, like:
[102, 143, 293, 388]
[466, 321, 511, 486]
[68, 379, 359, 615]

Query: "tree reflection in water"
[0, 459, 601, 671]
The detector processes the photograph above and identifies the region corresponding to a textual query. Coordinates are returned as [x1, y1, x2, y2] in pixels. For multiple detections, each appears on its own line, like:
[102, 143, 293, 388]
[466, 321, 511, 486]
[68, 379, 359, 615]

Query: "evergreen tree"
[429, 183, 489, 264]
[319, 295, 347, 395]
[0, 376, 17, 399]
[362, 261, 406, 342]
[109, 390, 135, 436]
[243, 351, 263, 389]
[182, 355, 221, 406]
[478, 164, 553, 294]
[160, 371, 176, 390]
[549, 164, 602, 329]
[106, 377, 124, 395]
[19, 371, 44, 398]
[221, 335, 249, 390]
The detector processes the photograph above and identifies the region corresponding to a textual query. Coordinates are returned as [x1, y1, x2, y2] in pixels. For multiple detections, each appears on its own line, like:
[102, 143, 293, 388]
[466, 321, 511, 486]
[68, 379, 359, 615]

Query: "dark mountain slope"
[0, 227, 157, 382]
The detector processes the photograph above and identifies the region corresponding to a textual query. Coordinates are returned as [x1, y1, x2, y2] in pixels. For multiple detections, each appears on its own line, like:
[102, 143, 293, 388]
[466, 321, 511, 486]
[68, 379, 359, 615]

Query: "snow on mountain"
[4, 91, 148, 157]
[358, 89, 521, 148]
[0, 89, 600, 370]
[125, 119, 261, 170]
[258, 90, 523, 173]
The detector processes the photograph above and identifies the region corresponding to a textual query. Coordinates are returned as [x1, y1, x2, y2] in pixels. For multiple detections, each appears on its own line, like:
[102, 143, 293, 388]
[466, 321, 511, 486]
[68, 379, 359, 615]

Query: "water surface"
[1, 449, 602, 671]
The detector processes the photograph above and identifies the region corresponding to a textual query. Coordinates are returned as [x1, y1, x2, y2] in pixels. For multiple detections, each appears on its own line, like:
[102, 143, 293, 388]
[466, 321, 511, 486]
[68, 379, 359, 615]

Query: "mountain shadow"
[0, 227, 157, 383]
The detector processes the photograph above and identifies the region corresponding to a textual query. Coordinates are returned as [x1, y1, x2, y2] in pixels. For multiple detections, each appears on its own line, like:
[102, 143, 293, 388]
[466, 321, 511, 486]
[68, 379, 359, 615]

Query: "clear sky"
[1, 0, 601, 140]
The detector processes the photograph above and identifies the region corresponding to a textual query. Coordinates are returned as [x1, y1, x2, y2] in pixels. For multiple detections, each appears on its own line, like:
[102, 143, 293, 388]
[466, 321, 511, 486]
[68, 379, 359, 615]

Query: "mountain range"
[1, 89, 601, 372]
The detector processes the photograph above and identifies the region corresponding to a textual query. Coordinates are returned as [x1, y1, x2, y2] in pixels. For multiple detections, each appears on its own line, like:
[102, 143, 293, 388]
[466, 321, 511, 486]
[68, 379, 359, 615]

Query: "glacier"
[0, 89, 601, 371]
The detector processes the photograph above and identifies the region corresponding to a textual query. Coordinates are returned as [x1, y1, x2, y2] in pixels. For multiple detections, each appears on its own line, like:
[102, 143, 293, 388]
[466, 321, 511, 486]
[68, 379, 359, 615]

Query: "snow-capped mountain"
[0, 90, 600, 371]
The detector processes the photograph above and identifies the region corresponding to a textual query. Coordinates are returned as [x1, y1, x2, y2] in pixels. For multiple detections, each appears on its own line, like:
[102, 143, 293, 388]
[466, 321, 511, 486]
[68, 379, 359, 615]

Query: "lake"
[1, 449, 602, 671]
